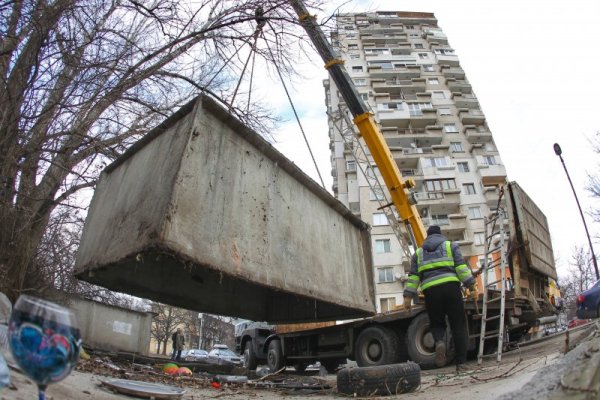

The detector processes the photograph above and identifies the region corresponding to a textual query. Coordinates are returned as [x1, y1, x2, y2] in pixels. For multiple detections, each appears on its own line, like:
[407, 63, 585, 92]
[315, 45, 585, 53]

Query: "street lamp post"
[553, 143, 600, 280]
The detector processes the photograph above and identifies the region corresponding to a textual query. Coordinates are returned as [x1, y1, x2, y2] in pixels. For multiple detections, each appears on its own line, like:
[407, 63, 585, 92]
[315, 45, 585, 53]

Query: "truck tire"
[406, 313, 454, 369]
[355, 325, 400, 367]
[267, 339, 284, 372]
[337, 362, 421, 397]
[243, 344, 257, 371]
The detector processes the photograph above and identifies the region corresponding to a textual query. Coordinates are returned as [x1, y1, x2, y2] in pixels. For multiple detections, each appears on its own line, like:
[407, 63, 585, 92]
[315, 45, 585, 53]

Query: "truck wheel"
[355, 325, 400, 367]
[406, 313, 454, 369]
[243, 345, 257, 371]
[293, 362, 308, 372]
[267, 339, 284, 372]
[337, 362, 421, 397]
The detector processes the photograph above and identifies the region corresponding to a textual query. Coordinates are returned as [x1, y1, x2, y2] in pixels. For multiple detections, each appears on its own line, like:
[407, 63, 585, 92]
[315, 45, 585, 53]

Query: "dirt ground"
[0, 323, 595, 400]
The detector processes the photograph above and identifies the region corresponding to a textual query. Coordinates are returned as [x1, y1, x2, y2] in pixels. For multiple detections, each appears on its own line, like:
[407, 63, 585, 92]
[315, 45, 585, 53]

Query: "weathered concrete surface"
[75, 95, 375, 322]
[70, 297, 153, 355]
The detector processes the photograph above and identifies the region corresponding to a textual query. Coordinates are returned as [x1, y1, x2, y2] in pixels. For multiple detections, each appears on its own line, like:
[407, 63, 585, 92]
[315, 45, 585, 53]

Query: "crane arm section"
[290, 1, 427, 247]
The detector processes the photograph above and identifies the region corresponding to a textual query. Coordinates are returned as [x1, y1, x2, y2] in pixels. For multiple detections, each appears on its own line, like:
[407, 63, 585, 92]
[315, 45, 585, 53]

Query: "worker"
[403, 225, 475, 373]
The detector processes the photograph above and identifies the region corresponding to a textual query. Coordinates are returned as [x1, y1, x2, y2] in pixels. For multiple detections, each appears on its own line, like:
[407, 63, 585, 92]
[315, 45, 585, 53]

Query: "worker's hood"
[422, 233, 447, 252]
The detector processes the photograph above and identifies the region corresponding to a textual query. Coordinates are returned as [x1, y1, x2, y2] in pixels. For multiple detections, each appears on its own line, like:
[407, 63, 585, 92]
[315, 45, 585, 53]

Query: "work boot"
[435, 341, 446, 367]
[455, 363, 469, 374]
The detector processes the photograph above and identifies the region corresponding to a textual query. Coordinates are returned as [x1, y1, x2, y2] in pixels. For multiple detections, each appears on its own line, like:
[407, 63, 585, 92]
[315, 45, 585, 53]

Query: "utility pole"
[553, 143, 600, 280]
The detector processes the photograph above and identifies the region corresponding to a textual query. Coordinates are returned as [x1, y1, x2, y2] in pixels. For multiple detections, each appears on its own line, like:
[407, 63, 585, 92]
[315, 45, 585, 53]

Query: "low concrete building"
[70, 297, 153, 355]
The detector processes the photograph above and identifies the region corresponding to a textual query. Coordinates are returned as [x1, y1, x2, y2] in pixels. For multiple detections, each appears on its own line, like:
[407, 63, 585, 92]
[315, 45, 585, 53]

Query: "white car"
[184, 349, 209, 362]
[208, 345, 243, 366]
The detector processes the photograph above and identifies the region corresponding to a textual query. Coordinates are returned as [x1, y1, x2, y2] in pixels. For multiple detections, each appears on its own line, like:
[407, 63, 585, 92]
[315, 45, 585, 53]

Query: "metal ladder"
[477, 207, 508, 364]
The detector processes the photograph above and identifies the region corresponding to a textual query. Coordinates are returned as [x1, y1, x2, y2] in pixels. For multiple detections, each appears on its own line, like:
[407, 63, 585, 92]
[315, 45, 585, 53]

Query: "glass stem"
[38, 385, 47, 400]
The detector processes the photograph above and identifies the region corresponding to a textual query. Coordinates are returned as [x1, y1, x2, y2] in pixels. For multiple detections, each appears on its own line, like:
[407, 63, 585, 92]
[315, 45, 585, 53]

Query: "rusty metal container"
[75, 95, 375, 322]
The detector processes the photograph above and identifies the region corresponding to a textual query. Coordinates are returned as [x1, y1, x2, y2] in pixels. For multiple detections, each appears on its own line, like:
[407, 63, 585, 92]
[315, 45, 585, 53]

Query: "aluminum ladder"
[477, 208, 508, 364]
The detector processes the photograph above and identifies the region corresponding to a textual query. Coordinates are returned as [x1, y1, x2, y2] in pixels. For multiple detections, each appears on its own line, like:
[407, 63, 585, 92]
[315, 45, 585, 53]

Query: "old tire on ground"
[293, 362, 308, 372]
[406, 313, 454, 369]
[267, 339, 284, 372]
[243, 345, 257, 371]
[337, 362, 421, 397]
[355, 325, 400, 367]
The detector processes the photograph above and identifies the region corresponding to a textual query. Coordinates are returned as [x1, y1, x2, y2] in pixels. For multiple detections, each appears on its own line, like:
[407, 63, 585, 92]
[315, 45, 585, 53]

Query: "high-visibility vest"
[405, 241, 472, 295]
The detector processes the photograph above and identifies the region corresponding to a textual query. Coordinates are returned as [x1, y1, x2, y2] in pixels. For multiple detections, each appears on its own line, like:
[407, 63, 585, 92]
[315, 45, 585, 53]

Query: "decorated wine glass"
[8, 295, 81, 400]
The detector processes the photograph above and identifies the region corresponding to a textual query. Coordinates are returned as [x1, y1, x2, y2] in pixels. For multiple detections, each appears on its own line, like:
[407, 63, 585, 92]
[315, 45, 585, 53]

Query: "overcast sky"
[256, 0, 600, 280]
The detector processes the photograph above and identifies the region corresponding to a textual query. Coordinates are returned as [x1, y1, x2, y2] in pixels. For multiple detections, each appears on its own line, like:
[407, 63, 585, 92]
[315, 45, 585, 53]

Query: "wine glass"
[8, 295, 81, 400]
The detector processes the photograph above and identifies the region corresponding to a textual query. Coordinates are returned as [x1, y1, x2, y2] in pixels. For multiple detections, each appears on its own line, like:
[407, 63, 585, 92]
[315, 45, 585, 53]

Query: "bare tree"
[200, 314, 234, 350]
[560, 245, 597, 319]
[586, 131, 600, 226]
[0, 0, 326, 301]
[150, 302, 195, 355]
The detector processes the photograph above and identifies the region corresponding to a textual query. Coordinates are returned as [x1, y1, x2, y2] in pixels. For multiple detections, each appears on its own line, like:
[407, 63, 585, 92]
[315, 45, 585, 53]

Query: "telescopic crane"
[289, 0, 427, 248]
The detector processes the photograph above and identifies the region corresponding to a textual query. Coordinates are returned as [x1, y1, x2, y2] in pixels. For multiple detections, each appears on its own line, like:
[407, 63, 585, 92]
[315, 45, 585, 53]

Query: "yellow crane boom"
[290, 1, 427, 247]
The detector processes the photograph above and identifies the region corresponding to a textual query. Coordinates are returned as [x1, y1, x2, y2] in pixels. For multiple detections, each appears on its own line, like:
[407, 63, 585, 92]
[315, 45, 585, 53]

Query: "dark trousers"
[424, 281, 468, 364]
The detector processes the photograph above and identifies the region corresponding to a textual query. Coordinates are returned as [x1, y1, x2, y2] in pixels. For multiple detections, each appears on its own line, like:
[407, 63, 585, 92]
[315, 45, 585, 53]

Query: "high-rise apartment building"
[324, 11, 507, 313]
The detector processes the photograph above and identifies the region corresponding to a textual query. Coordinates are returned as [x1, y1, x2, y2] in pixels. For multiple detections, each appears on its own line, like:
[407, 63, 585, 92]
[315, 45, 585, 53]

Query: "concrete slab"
[75, 95, 375, 322]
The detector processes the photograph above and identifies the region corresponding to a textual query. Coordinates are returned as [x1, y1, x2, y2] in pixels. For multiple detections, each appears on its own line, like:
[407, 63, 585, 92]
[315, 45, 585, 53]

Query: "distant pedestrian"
[174, 329, 185, 362]
[170, 331, 177, 360]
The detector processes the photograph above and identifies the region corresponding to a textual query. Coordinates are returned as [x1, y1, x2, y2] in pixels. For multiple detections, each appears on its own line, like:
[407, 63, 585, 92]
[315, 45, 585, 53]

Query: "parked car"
[576, 279, 600, 319]
[208, 344, 243, 366]
[185, 349, 209, 362]
[568, 319, 589, 329]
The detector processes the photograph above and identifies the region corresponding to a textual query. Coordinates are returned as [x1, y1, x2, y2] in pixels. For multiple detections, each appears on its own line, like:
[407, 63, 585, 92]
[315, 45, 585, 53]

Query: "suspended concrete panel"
[75, 95, 375, 322]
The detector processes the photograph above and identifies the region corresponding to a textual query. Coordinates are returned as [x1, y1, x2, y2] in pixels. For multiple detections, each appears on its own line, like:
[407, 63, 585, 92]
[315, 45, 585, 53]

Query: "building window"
[380, 296, 396, 312]
[474, 232, 485, 245]
[423, 64, 434, 72]
[354, 78, 367, 86]
[360, 93, 369, 100]
[484, 155, 497, 165]
[450, 142, 464, 152]
[370, 187, 385, 200]
[414, 43, 424, 49]
[432, 91, 446, 99]
[439, 107, 451, 115]
[428, 78, 439, 85]
[348, 44, 358, 50]
[463, 183, 476, 195]
[366, 165, 380, 179]
[407, 102, 432, 116]
[350, 54, 360, 59]
[375, 239, 392, 253]
[425, 178, 456, 192]
[352, 66, 363, 72]
[426, 157, 448, 167]
[418, 53, 428, 59]
[457, 162, 470, 172]
[378, 268, 395, 283]
[431, 214, 449, 225]
[346, 160, 356, 171]
[377, 102, 402, 111]
[373, 213, 388, 226]
[468, 206, 482, 219]
[434, 48, 455, 55]
[444, 123, 459, 133]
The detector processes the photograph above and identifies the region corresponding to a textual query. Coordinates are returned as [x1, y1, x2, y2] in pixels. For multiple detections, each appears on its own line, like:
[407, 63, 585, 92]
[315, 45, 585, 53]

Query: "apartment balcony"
[477, 163, 507, 186]
[484, 186, 502, 206]
[452, 93, 479, 109]
[389, 44, 412, 55]
[372, 79, 426, 94]
[465, 127, 494, 143]
[383, 127, 443, 148]
[391, 147, 433, 168]
[441, 66, 465, 79]
[444, 214, 467, 234]
[361, 33, 408, 45]
[359, 25, 404, 34]
[422, 31, 448, 44]
[459, 109, 486, 125]
[447, 79, 472, 94]
[436, 55, 460, 67]
[413, 189, 461, 207]
[368, 65, 421, 79]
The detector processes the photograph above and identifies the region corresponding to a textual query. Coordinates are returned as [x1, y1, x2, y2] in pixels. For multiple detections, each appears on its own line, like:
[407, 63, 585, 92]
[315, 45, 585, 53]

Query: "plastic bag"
[0, 352, 9, 389]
